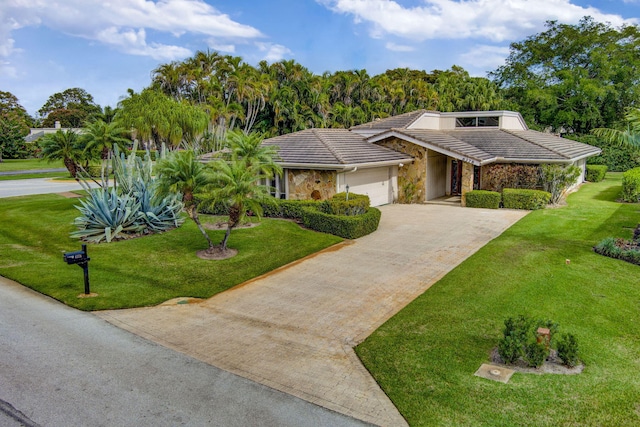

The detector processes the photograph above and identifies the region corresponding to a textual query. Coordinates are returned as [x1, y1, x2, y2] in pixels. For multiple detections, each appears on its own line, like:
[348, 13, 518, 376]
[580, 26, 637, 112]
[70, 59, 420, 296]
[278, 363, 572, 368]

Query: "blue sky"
[1, 0, 639, 116]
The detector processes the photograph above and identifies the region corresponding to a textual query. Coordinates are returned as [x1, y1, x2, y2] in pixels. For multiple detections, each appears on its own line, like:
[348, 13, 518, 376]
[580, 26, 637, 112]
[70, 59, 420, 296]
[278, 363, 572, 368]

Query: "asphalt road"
[0, 277, 370, 427]
[0, 178, 98, 198]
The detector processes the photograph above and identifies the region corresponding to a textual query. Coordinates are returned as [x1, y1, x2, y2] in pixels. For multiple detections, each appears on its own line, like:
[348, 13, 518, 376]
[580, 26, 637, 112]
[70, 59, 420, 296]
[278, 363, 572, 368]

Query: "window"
[455, 116, 499, 128]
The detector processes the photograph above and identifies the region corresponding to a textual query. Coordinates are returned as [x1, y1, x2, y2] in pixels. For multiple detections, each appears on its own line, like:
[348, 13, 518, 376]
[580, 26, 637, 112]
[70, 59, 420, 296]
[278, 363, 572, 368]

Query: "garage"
[342, 167, 393, 207]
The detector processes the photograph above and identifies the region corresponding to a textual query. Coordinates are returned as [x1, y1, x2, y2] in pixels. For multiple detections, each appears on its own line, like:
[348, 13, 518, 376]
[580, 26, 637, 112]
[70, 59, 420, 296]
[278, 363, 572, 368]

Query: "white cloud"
[459, 44, 510, 70]
[207, 40, 236, 53]
[0, 0, 264, 60]
[95, 27, 192, 60]
[317, 0, 635, 42]
[256, 42, 293, 62]
[386, 42, 415, 51]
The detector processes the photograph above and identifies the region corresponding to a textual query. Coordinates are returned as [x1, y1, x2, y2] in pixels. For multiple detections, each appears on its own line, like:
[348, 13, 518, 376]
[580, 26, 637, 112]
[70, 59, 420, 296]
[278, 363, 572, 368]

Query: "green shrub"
[497, 315, 532, 363]
[498, 333, 524, 364]
[585, 165, 607, 182]
[301, 207, 381, 239]
[621, 167, 640, 202]
[319, 192, 370, 216]
[200, 198, 320, 220]
[525, 341, 549, 368]
[594, 237, 640, 266]
[557, 333, 580, 368]
[540, 164, 581, 204]
[129, 150, 159, 161]
[465, 190, 501, 209]
[502, 188, 551, 210]
[574, 133, 640, 172]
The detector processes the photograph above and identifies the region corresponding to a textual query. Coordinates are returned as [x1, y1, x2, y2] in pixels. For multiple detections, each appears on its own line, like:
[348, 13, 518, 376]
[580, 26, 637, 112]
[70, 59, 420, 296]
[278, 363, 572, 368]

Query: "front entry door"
[451, 160, 462, 195]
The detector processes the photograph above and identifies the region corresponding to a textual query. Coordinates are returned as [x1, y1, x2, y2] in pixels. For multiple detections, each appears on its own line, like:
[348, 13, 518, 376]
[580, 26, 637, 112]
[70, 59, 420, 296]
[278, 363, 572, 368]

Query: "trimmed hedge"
[129, 150, 159, 161]
[465, 190, 501, 209]
[319, 192, 370, 216]
[585, 165, 607, 182]
[621, 167, 640, 202]
[199, 197, 380, 238]
[502, 188, 551, 210]
[301, 207, 381, 239]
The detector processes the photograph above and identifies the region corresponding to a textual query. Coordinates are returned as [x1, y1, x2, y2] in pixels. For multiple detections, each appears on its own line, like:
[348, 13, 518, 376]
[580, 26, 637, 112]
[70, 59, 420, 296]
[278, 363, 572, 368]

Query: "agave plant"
[71, 144, 184, 242]
[133, 178, 184, 232]
[71, 187, 145, 243]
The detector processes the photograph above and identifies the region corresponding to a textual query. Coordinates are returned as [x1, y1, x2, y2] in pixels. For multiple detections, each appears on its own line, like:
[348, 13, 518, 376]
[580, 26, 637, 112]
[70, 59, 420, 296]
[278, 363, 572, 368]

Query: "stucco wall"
[287, 169, 337, 201]
[377, 138, 427, 203]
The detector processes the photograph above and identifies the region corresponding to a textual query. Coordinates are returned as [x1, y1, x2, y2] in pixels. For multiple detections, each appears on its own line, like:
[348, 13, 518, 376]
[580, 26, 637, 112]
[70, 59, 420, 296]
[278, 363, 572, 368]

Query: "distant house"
[25, 121, 83, 142]
[261, 110, 601, 207]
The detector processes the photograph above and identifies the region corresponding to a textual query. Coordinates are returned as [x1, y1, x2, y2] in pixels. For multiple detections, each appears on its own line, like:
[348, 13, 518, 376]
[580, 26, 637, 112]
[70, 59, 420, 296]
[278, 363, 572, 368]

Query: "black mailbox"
[63, 250, 89, 265]
[63, 244, 92, 295]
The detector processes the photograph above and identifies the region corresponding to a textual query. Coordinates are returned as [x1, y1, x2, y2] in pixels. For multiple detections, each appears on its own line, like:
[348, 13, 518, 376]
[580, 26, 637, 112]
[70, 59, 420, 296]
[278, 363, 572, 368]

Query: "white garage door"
[345, 167, 392, 207]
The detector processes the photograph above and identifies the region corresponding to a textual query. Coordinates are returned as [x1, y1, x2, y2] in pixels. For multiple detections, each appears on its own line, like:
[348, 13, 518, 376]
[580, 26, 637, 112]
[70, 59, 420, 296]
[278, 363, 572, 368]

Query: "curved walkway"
[98, 204, 528, 426]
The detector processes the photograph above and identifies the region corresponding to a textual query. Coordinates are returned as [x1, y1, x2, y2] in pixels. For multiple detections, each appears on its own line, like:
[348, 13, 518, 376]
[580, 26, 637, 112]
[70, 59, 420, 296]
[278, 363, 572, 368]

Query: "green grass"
[0, 172, 68, 181]
[0, 194, 342, 311]
[356, 173, 640, 427]
[0, 158, 61, 171]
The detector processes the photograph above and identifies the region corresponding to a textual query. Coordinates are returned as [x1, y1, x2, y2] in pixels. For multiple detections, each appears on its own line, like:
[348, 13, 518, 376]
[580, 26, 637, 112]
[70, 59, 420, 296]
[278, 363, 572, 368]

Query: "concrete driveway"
[98, 204, 527, 426]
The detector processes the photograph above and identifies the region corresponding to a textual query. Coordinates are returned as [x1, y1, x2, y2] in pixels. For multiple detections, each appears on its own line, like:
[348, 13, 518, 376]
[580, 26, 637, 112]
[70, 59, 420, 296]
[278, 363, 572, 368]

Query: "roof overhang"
[278, 158, 413, 171]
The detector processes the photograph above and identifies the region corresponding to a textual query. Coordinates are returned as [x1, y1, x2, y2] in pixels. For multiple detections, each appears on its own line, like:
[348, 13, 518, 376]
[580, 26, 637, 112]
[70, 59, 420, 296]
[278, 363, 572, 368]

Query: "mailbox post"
[63, 244, 91, 295]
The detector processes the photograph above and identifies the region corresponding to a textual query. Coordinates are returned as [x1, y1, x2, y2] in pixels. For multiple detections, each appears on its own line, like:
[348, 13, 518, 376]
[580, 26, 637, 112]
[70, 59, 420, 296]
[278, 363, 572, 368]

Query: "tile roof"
[350, 110, 431, 131]
[369, 128, 601, 165]
[262, 128, 412, 168]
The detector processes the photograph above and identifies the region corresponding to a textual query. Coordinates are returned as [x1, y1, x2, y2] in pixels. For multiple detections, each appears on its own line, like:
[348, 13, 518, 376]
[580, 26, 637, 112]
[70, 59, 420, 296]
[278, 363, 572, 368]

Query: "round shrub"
[621, 167, 640, 202]
[465, 190, 501, 209]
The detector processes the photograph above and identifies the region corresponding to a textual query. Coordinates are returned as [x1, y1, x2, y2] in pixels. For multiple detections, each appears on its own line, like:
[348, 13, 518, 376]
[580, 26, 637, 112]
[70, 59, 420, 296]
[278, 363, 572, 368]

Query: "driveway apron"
[97, 204, 527, 426]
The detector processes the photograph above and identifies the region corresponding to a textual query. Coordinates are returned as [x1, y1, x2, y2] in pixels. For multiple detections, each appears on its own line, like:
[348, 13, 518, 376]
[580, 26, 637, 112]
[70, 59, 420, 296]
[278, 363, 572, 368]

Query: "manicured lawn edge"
[356, 173, 640, 426]
[0, 194, 342, 311]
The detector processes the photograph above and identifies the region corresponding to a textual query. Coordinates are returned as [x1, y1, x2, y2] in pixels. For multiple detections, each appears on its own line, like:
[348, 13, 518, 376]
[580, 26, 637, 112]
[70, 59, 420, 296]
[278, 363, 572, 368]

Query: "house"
[25, 121, 83, 142]
[262, 110, 602, 207]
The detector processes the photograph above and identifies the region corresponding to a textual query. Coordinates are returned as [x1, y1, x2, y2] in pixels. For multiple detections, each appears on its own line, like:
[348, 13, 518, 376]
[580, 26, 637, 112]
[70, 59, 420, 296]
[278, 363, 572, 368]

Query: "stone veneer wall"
[376, 138, 427, 203]
[287, 169, 337, 201]
[460, 161, 475, 207]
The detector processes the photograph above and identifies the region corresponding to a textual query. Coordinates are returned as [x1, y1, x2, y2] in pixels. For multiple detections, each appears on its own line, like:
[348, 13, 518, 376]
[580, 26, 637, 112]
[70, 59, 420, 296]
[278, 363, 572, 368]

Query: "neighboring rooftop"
[262, 128, 412, 169]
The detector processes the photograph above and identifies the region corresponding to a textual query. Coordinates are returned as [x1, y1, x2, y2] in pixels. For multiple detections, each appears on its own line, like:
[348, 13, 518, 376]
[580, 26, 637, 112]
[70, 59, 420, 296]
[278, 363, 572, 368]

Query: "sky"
[1, 0, 639, 117]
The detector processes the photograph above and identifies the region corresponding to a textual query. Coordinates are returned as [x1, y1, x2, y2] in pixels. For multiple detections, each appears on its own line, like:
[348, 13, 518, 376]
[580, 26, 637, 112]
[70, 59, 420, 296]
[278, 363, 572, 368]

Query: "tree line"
[2, 17, 640, 166]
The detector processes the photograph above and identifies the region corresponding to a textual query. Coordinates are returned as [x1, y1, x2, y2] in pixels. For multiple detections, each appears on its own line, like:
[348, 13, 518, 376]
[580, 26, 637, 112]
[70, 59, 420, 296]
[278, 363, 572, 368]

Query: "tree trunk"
[187, 205, 215, 249]
[63, 157, 78, 179]
[220, 203, 241, 251]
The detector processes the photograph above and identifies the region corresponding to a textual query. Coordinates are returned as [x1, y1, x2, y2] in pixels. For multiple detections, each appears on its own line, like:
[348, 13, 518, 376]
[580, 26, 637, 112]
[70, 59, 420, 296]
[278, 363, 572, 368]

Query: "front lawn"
[357, 173, 640, 426]
[0, 194, 342, 310]
[0, 158, 60, 171]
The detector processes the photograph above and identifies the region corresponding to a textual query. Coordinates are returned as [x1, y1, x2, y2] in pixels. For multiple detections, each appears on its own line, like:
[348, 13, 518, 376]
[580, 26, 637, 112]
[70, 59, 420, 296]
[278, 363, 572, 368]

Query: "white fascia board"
[279, 158, 413, 171]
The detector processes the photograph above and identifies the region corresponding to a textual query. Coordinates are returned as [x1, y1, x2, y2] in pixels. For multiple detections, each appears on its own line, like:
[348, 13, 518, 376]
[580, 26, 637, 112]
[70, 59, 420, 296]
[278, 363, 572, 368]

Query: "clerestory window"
[455, 116, 499, 128]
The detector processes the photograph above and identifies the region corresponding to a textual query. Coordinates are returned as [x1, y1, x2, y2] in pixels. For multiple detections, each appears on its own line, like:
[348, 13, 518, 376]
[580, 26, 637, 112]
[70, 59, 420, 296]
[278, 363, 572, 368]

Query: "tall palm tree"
[39, 129, 85, 179]
[155, 150, 215, 249]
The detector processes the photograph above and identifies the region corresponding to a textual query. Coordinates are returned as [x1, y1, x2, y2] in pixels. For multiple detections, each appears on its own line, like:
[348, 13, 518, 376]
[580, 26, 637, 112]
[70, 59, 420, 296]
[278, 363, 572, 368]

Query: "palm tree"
[82, 119, 131, 181]
[39, 129, 86, 179]
[155, 150, 215, 250]
[593, 108, 640, 147]
[208, 158, 273, 253]
[225, 130, 282, 178]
